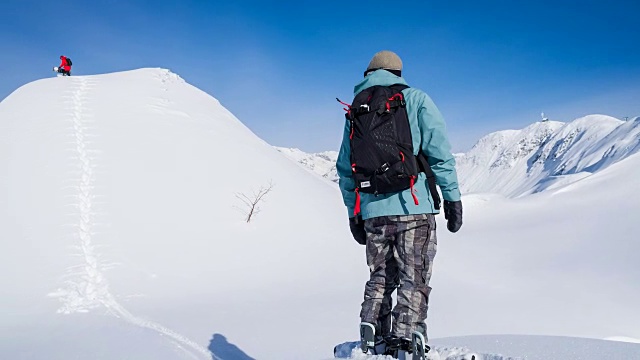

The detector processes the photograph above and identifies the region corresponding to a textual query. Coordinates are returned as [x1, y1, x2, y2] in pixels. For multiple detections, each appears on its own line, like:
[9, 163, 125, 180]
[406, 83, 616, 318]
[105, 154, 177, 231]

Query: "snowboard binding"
[411, 331, 430, 360]
[357, 323, 432, 359]
[356, 322, 431, 360]
[359, 322, 376, 354]
[383, 336, 413, 358]
[358, 322, 391, 355]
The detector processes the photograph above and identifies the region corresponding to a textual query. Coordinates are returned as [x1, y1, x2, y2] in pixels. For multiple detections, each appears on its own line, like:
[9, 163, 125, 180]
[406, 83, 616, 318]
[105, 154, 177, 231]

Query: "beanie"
[366, 51, 403, 76]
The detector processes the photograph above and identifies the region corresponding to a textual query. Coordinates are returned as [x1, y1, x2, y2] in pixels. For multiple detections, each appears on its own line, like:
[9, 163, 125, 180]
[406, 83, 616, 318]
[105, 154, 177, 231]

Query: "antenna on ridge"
[541, 112, 549, 122]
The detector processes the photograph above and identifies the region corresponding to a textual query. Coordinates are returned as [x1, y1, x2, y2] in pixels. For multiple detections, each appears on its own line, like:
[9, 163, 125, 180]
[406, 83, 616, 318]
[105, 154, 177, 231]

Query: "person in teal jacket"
[336, 51, 463, 355]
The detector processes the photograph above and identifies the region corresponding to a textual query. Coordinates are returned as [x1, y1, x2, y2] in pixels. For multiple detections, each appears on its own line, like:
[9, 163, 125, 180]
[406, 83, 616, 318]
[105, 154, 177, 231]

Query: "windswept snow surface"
[433, 335, 640, 360]
[456, 115, 640, 197]
[2, 70, 639, 360]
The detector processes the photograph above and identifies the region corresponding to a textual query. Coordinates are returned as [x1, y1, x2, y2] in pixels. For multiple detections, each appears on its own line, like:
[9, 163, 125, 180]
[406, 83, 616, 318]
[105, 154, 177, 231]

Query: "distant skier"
[336, 51, 463, 359]
[54, 55, 72, 76]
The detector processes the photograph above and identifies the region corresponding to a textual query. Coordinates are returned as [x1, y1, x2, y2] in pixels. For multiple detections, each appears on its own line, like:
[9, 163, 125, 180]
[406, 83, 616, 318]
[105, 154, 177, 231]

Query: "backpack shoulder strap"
[389, 84, 409, 92]
[391, 84, 441, 210]
[417, 152, 442, 210]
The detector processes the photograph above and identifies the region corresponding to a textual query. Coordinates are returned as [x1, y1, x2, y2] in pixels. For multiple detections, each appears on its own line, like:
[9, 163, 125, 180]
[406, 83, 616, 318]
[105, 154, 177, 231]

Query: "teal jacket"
[337, 70, 461, 219]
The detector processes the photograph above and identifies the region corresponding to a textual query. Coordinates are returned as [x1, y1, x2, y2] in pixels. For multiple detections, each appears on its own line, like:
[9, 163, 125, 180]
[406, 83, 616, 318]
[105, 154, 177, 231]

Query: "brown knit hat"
[366, 50, 403, 74]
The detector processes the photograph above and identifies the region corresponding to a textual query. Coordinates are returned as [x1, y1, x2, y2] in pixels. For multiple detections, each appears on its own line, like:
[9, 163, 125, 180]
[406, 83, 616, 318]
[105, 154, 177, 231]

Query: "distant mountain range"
[456, 115, 640, 197]
[281, 115, 640, 197]
[275, 147, 339, 183]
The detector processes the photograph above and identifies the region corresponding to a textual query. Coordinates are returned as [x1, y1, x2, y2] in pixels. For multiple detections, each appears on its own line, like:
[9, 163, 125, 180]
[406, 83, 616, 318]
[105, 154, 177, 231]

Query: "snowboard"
[333, 341, 358, 358]
[53, 66, 70, 76]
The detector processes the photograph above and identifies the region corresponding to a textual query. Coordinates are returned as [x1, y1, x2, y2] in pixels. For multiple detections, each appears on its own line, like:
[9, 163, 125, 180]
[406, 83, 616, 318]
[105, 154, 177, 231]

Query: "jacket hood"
[353, 69, 408, 96]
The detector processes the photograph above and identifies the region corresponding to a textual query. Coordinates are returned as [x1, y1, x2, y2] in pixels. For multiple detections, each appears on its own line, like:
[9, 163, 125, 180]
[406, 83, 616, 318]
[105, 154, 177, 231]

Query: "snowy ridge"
[0, 68, 359, 359]
[456, 115, 640, 196]
[275, 147, 339, 182]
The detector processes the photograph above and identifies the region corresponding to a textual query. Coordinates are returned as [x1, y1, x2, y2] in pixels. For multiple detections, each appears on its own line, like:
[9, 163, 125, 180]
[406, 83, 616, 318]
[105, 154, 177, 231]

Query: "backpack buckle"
[377, 103, 390, 115]
[352, 104, 370, 117]
[377, 163, 390, 174]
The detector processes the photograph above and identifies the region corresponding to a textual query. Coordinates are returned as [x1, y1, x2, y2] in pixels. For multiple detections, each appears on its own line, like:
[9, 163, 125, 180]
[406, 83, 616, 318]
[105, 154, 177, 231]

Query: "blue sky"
[1, 0, 639, 152]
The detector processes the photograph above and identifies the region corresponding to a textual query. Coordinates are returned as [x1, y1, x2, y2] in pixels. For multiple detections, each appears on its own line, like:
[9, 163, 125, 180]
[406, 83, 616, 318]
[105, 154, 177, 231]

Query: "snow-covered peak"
[109, 67, 184, 81]
[456, 114, 640, 197]
[275, 147, 338, 182]
[0, 69, 358, 359]
[461, 121, 564, 172]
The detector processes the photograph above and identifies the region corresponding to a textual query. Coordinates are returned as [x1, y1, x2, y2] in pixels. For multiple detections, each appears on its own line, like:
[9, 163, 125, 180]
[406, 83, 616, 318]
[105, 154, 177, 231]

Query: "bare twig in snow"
[235, 181, 274, 223]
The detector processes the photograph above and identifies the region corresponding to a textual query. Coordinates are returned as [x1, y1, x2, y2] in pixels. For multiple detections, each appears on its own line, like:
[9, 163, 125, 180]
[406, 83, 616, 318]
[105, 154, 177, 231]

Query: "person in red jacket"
[57, 55, 72, 76]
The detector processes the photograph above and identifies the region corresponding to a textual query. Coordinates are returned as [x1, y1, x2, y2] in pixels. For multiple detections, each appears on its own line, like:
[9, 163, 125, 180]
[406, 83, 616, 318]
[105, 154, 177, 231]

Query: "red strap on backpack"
[354, 188, 361, 216]
[400, 151, 419, 206]
[386, 93, 404, 112]
[409, 176, 419, 206]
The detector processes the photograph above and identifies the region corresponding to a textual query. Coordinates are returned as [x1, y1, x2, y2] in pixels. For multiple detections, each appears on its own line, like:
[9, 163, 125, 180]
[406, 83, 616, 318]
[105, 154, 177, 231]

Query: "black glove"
[443, 200, 463, 233]
[349, 216, 366, 245]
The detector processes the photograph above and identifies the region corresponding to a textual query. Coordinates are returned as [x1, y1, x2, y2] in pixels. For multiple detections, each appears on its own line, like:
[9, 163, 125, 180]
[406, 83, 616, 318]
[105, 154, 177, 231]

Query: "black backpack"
[66, 58, 72, 66]
[338, 84, 441, 216]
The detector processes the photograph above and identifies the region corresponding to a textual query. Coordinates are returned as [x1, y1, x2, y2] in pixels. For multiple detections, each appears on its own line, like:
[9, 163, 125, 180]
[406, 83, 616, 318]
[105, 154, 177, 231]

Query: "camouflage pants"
[360, 214, 437, 340]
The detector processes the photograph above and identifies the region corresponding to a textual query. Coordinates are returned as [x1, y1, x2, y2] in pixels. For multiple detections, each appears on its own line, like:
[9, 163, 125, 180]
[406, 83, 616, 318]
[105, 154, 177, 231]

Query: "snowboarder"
[54, 55, 72, 76]
[336, 51, 463, 358]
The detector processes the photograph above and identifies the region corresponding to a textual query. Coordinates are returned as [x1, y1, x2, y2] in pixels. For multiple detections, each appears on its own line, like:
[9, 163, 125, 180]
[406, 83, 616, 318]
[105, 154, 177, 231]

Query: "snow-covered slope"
[0, 69, 363, 360]
[432, 335, 640, 360]
[432, 152, 640, 342]
[456, 115, 640, 197]
[276, 147, 339, 183]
